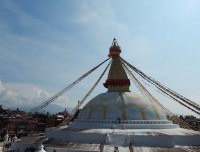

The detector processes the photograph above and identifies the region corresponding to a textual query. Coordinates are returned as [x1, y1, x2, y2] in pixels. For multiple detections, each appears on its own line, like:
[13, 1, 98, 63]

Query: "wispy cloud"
[0, 79, 69, 111]
[73, 1, 129, 40]
[72, 0, 154, 64]
[0, 1, 83, 88]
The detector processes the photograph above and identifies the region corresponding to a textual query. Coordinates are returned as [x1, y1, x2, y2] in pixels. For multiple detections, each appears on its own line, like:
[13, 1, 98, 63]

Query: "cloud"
[122, 36, 153, 59]
[73, 1, 129, 39]
[0, 1, 95, 88]
[0, 79, 69, 111]
[72, 0, 154, 66]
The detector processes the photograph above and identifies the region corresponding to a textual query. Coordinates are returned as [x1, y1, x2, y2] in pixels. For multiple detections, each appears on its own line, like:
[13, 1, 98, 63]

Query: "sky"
[0, 0, 200, 116]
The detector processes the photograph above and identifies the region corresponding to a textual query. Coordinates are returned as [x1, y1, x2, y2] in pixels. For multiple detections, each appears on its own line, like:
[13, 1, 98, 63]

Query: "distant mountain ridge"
[9, 104, 73, 114]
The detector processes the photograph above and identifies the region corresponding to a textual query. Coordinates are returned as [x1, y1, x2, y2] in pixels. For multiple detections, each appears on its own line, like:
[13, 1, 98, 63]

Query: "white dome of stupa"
[78, 92, 167, 120]
[70, 91, 177, 130]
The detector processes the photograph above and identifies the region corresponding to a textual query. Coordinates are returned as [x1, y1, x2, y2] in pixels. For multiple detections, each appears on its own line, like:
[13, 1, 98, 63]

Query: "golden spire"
[104, 38, 130, 92]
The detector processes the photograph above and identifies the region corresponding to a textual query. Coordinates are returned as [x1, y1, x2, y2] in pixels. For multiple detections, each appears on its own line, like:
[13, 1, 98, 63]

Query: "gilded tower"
[104, 38, 130, 92]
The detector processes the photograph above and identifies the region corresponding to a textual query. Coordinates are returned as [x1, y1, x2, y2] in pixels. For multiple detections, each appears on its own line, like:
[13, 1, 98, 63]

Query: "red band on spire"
[103, 79, 130, 88]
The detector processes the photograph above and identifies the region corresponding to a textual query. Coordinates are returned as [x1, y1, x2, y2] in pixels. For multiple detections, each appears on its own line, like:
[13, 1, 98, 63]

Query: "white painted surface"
[36, 143, 46, 152]
[45, 127, 200, 147]
[78, 92, 167, 120]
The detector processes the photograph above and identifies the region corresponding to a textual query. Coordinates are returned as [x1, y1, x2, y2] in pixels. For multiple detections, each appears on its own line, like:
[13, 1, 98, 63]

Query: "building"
[11, 39, 200, 151]
[180, 115, 200, 131]
[0, 106, 68, 141]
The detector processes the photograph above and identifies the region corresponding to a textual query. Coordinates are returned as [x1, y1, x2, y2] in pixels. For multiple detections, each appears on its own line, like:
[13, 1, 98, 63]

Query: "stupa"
[11, 39, 200, 152]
